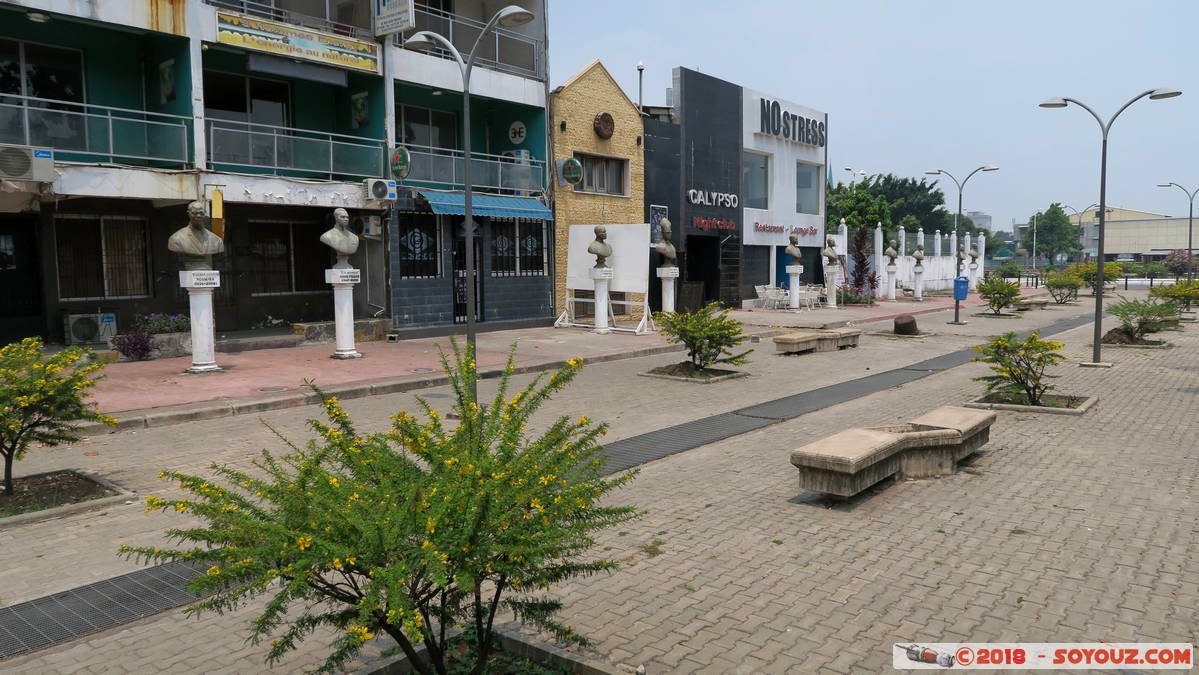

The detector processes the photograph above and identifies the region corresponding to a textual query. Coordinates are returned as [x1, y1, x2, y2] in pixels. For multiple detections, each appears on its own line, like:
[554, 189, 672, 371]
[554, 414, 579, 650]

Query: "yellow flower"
[578, 415, 590, 425]
[346, 625, 374, 641]
[206, 565, 221, 576]
[328, 477, 340, 488]
[426, 517, 437, 534]
[421, 540, 433, 549]
[296, 536, 313, 551]
[332, 558, 343, 569]
[530, 498, 543, 510]
[345, 557, 356, 565]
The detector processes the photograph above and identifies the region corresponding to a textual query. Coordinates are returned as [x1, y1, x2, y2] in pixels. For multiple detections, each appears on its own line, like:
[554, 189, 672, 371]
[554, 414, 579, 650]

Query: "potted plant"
[965, 331, 1094, 414]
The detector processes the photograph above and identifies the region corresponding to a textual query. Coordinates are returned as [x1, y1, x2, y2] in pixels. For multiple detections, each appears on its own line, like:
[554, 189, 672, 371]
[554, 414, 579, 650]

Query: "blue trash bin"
[953, 276, 970, 301]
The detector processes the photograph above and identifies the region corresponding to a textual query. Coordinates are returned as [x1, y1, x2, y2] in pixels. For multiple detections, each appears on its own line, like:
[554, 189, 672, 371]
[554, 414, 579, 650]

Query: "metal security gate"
[0, 216, 43, 343]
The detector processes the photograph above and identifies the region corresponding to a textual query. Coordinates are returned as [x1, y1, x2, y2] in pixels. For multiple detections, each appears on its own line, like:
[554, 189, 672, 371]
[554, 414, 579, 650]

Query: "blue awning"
[418, 190, 553, 221]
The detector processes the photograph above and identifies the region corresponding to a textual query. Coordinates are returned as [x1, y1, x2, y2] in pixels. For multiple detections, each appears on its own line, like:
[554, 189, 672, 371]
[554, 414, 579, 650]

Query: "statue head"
[187, 200, 207, 229]
[594, 225, 607, 242]
[826, 236, 836, 248]
[333, 208, 350, 229]
[789, 233, 799, 246]
[659, 218, 672, 238]
[916, 243, 924, 252]
[889, 239, 897, 249]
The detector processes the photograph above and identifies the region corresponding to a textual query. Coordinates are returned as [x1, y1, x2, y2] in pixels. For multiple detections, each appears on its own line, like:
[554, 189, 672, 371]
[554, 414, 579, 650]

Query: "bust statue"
[913, 243, 925, 267]
[587, 225, 613, 268]
[655, 218, 677, 268]
[321, 208, 359, 269]
[969, 246, 979, 264]
[168, 200, 225, 271]
[884, 239, 898, 266]
[821, 236, 838, 266]
[784, 234, 803, 266]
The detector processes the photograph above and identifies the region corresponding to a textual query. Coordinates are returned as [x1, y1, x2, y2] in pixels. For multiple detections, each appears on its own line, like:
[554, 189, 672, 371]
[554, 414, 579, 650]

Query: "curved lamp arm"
[1064, 89, 1159, 139]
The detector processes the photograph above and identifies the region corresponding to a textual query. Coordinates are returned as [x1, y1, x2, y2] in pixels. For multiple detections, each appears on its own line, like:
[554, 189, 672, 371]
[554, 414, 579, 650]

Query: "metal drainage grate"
[257, 386, 288, 393]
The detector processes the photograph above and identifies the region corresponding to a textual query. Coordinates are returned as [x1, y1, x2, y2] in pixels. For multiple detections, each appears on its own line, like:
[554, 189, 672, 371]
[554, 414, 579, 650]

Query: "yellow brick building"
[550, 60, 645, 316]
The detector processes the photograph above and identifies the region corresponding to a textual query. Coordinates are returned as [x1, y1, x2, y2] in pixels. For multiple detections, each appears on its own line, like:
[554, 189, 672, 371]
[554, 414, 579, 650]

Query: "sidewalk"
[732, 287, 1047, 329]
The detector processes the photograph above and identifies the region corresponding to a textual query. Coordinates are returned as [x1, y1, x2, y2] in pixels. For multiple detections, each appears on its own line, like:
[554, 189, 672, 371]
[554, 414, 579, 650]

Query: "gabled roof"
[551, 59, 640, 114]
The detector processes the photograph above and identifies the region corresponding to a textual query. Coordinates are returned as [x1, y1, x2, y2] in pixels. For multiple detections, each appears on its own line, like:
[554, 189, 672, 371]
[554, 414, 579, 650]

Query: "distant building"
[1014, 206, 1170, 262]
[965, 210, 992, 231]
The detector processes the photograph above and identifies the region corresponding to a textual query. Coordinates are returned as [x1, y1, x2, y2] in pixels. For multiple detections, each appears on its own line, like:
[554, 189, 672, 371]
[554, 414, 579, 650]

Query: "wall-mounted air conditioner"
[356, 215, 382, 238]
[0, 144, 55, 182]
[64, 313, 118, 345]
[363, 178, 397, 201]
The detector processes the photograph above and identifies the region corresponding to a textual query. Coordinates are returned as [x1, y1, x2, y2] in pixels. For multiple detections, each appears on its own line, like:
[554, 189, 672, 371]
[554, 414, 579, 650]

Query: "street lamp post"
[1156, 182, 1196, 285]
[1040, 88, 1181, 364]
[1064, 203, 1100, 264]
[925, 165, 999, 324]
[404, 5, 536, 402]
[843, 167, 865, 186]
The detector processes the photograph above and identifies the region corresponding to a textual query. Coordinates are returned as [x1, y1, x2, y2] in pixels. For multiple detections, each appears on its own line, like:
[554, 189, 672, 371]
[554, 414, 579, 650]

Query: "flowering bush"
[120, 340, 638, 674]
[656, 302, 752, 371]
[1067, 262, 1123, 293]
[1162, 249, 1194, 277]
[972, 331, 1065, 406]
[110, 332, 155, 361]
[1044, 272, 1083, 304]
[1150, 279, 1199, 309]
[0, 338, 116, 495]
[136, 313, 189, 334]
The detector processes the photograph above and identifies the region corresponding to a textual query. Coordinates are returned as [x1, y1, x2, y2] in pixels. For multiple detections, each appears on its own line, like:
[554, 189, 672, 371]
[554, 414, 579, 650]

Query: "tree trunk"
[3, 452, 13, 496]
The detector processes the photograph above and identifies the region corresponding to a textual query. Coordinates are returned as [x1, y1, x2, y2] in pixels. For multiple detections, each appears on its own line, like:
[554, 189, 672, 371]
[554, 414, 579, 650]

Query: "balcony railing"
[0, 94, 191, 166]
[206, 119, 387, 179]
[395, 6, 542, 80]
[204, 0, 372, 39]
[403, 144, 544, 194]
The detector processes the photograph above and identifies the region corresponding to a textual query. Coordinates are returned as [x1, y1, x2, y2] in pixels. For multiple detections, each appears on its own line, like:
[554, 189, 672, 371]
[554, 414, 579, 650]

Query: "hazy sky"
[548, 0, 1199, 230]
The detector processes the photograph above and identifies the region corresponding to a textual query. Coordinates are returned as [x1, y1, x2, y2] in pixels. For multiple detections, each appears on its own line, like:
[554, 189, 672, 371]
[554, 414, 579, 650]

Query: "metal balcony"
[0, 94, 192, 166]
[404, 144, 544, 194]
[395, 6, 542, 80]
[206, 119, 386, 179]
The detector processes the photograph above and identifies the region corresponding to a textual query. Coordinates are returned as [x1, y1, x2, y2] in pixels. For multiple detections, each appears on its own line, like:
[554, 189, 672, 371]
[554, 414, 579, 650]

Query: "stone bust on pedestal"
[168, 200, 224, 271]
[785, 234, 803, 266]
[655, 218, 677, 268]
[822, 236, 838, 266]
[914, 243, 925, 267]
[969, 246, 979, 264]
[588, 225, 613, 268]
[321, 207, 359, 269]
[885, 239, 899, 266]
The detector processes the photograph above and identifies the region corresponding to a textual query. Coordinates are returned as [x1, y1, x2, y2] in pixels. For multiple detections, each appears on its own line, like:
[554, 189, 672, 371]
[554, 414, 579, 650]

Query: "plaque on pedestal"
[179, 270, 220, 288]
[785, 265, 804, 275]
[589, 267, 615, 280]
[326, 268, 362, 284]
[656, 267, 680, 278]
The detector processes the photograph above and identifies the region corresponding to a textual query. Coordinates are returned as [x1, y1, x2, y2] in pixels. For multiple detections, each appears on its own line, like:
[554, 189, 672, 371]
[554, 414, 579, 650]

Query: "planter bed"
[639, 363, 749, 384]
[1094, 341, 1173, 350]
[0, 470, 132, 529]
[963, 393, 1096, 415]
[970, 313, 1023, 319]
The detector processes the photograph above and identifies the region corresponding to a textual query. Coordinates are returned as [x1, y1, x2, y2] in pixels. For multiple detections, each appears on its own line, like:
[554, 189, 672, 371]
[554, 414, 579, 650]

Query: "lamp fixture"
[27, 11, 49, 22]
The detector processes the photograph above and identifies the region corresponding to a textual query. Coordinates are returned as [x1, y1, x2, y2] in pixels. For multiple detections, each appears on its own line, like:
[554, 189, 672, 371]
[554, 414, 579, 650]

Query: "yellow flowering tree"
[971, 331, 1065, 406]
[0, 337, 116, 495]
[120, 340, 638, 675]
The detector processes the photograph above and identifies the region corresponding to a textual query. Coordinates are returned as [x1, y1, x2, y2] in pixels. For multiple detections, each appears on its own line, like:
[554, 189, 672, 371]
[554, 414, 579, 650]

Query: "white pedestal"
[914, 266, 925, 302]
[326, 268, 363, 359]
[886, 264, 897, 301]
[657, 267, 679, 313]
[969, 263, 979, 291]
[590, 267, 614, 334]
[823, 265, 838, 309]
[785, 265, 804, 310]
[178, 270, 221, 374]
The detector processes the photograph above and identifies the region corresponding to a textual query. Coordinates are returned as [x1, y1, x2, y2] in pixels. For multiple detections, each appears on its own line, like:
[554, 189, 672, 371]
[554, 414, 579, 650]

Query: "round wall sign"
[390, 146, 412, 180]
[560, 157, 583, 185]
[593, 112, 614, 139]
[508, 120, 527, 145]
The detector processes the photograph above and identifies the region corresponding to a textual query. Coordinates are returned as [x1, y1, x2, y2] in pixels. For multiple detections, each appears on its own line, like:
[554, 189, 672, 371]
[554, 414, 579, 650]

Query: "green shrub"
[121, 341, 639, 675]
[972, 331, 1066, 406]
[995, 261, 1022, 279]
[136, 313, 190, 334]
[977, 274, 1022, 314]
[0, 338, 116, 495]
[1068, 262, 1123, 292]
[656, 302, 752, 371]
[1044, 272, 1083, 304]
[1141, 262, 1169, 279]
[1108, 296, 1180, 340]
[1162, 249, 1194, 277]
[1150, 280, 1199, 309]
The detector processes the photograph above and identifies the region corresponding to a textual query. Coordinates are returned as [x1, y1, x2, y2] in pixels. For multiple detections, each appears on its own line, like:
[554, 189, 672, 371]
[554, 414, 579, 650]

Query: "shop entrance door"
[0, 216, 44, 342]
[452, 219, 483, 324]
[685, 235, 720, 304]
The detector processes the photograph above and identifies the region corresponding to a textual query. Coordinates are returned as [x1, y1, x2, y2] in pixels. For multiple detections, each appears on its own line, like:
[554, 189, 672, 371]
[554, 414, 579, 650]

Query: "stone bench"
[774, 328, 862, 355]
[789, 406, 997, 497]
[1013, 297, 1050, 311]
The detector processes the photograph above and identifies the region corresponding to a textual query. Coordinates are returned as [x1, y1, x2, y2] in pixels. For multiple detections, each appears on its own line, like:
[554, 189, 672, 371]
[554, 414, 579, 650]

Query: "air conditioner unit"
[64, 313, 118, 345]
[502, 149, 532, 165]
[356, 214, 382, 238]
[0, 144, 55, 182]
[363, 178, 397, 201]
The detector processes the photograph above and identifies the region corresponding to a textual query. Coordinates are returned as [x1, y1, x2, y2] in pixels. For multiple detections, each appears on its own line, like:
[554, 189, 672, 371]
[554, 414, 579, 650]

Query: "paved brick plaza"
[2, 300, 1196, 673]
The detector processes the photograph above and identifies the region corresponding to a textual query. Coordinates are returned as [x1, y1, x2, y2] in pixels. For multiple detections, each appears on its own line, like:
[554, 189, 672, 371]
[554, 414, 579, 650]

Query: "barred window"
[491, 220, 546, 277]
[398, 214, 440, 278]
[246, 221, 327, 295]
[573, 153, 627, 196]
[56, 216, 149, 300]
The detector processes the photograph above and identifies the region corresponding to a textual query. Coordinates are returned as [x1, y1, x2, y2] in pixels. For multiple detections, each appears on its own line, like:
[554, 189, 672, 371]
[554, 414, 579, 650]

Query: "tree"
[122, 343, 639, 675]
[848, 226, 878, 295]
[855, 174, 949, 233]
[972, 331, 1066, 407]
[1020, 204, 1081, 263]
[0, 338, 116, 495]
[977, 275, 1022, 314]
[827, 183, 892, 232]
[1162, 249, 1194, 277]
[656, 302, 752, 373]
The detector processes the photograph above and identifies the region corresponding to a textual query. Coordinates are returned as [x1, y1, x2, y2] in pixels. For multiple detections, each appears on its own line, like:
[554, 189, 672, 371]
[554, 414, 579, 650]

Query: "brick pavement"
[5, 297, 1194, 673]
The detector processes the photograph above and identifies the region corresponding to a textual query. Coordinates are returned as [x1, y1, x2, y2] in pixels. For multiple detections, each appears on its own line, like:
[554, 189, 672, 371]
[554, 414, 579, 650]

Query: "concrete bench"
[774, 328, 862, 355]
[789, 406, 997, 497]
[1013, 297, 1049, 311]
